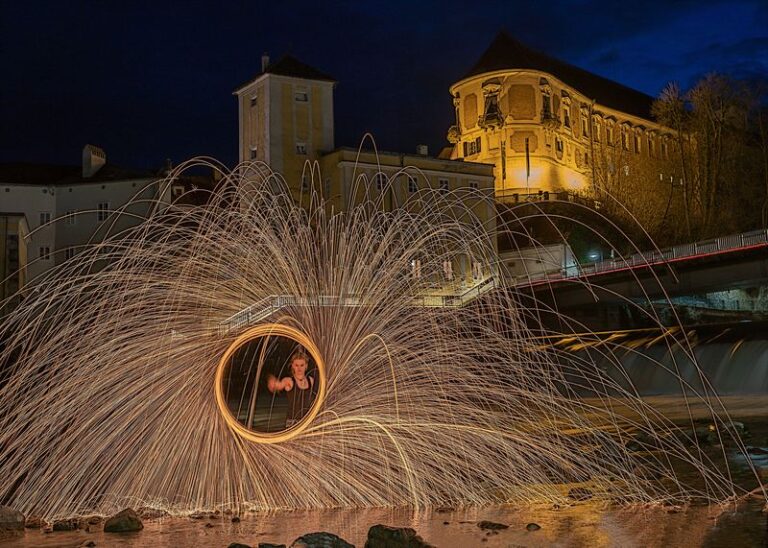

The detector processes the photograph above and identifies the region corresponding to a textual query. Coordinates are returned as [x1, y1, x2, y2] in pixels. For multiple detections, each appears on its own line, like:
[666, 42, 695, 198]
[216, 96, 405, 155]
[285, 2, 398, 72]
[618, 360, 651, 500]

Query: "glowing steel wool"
[0, 159, 758, 518]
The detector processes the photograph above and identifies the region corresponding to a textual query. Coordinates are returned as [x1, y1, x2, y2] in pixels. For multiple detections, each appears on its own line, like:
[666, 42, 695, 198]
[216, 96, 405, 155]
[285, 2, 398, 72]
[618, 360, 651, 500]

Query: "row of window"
[376, 175, 479, 193]
[36, 204, 111, 227]
[303, 175, 481, 195]
[38, 246, 78, 261]
[249, 90, 310, 109]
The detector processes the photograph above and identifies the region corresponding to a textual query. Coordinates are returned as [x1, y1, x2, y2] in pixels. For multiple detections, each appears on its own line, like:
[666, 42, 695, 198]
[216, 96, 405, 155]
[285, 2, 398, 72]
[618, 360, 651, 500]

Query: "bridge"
[218, 275, 498, 334]
[513, 229, 768, 329]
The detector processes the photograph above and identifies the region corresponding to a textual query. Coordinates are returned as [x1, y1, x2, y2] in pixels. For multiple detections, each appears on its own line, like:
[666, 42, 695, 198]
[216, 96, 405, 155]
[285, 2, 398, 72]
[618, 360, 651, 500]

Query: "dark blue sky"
[2, 0, 767, 170]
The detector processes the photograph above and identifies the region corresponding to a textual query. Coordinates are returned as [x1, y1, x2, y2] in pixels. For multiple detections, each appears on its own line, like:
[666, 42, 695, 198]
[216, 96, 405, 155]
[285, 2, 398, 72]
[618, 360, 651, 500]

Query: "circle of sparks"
[0, 158, 761, 518]
[214, 323, 326, 444]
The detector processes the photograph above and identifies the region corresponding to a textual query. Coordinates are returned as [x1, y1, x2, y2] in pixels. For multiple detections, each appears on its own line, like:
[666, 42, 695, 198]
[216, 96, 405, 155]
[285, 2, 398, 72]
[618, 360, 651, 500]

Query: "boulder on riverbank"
[0, 506, 25, 532]
[103, 508, 143, 533]
[366, 524, 434, 547]
[291, 531, 354, 547]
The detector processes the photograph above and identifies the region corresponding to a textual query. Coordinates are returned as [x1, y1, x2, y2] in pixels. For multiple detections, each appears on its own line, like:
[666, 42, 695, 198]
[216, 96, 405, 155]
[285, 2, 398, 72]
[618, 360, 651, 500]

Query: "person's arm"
[267, 375, 294, 393]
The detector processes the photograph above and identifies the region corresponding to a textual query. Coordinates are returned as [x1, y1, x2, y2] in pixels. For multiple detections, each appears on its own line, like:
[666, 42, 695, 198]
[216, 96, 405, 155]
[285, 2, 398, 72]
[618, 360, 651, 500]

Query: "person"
[267, 350, 316, 428]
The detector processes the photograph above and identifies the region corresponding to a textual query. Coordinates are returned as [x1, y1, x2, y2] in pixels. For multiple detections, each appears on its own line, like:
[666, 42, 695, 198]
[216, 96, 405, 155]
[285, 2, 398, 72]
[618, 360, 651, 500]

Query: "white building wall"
[1, 178, 166, 282]
[1, 184, 57, 280]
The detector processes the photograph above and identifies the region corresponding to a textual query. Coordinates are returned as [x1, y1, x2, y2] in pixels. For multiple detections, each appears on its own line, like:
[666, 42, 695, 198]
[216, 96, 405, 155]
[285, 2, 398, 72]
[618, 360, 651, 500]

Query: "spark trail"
[0, 159, 757, 518]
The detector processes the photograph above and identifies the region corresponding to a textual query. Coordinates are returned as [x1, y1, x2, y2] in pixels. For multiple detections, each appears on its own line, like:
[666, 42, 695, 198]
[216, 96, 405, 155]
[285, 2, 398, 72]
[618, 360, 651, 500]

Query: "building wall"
[319, 148, 497, 283]
[0, 185, 56, 280]
[448, 70, 679, 203]
[0, 214, 29, 313]
[1, 178, 167, 281]
[237, 73, 334, 201]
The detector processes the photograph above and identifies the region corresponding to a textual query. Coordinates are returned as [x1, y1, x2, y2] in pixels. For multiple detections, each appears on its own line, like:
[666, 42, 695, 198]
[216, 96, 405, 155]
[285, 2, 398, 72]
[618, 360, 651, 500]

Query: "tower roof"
[460, 31, 655, 120]
[265, 54, 335, 82]
[235, 54, 335, 92]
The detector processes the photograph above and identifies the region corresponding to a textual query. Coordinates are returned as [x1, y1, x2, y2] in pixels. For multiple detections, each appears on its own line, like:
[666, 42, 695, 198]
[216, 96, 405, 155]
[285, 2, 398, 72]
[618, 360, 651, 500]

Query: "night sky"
[2, 1, 767, 171]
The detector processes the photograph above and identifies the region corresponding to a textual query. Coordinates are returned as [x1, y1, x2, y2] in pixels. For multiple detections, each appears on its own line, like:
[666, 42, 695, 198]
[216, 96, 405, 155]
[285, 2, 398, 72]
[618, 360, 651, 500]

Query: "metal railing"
[219, 276, 498, 334]
[514, 228, 768, 286]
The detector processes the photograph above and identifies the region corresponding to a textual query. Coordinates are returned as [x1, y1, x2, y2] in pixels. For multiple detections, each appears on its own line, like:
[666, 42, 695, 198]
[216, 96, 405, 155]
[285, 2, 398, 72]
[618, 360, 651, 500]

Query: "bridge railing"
[219, 276, 498, 334]
[515, 228, 768, 286]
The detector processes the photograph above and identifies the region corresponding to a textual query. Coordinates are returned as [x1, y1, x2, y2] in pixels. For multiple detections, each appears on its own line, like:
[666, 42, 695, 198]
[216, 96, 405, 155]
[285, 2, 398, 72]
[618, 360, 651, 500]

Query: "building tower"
[234, 54, 336, 198]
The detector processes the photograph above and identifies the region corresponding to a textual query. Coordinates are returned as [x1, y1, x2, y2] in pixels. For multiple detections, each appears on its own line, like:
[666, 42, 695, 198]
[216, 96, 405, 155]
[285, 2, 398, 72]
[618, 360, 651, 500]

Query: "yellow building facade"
[0, 213, 29, 315]
[235, 55, 498, 286]
[448, 32, 679, 204]
[234, 54, 335, 202]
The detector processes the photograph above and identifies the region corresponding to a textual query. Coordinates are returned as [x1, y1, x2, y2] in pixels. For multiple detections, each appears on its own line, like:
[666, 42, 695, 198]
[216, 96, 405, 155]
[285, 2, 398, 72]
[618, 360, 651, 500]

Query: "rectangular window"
[469, 180, 479, 190]
[581, 117, 588, 136]
[563, 110, 570, 128]
[296, 143, 307, 155]
[438, 178, 449, 194]
[39, 246, 51, 261]
[250, 96, 257, 107]
[39, 212, 51, 226]
[555, 138, 563, 153]
[249, 147, 257, 159]
[542, 95, 552, 119]
[464, 137, 482, 156]
[65, 248, 75, 260]
[294, 90, 309, 102]
[97, 202, 110, 222]
[66, 209, 76, 225]
[592, 122, 600, 142]
[375, 173, 386, 192]
[407, 176, 418, 193]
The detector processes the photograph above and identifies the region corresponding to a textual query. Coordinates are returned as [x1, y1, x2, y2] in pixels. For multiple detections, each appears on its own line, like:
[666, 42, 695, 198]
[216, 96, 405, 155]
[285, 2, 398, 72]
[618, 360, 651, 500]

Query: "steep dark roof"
[0, 163, 154, 185]
[461, 31, 656, 120]
[265, 54, 335, 82]
[234, 54, 335, 92]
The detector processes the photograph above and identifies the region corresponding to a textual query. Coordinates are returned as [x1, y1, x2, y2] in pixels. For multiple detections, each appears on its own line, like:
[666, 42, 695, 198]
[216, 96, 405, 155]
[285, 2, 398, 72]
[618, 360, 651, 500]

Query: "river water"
[1, 499, 766, 547]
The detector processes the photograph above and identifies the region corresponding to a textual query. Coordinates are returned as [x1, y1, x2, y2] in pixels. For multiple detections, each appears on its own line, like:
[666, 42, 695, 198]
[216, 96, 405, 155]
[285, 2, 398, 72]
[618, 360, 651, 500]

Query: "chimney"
[416, 144, 428, 156]
[82, 144, 106, 178]
[261, 52, 270, 73]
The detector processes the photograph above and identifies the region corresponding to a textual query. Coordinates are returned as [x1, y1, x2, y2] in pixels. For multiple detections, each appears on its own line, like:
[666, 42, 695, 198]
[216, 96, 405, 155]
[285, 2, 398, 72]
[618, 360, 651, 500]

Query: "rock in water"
[227, 543, 253, 548]
[526, 523, 541, 531]
[0, 506, 25, 531]
[366, 524, 435, 547]
[103, 508, 144, 533]
[477, 520, 509, 530]
[258, 543, 286, 548]
[291, 532, 354, 548]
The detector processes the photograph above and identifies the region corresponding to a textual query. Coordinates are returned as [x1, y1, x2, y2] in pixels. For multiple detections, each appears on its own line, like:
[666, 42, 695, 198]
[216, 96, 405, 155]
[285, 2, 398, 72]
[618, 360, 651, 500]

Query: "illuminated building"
[447, 31, 679, 203]
[235, 54, 497, 282]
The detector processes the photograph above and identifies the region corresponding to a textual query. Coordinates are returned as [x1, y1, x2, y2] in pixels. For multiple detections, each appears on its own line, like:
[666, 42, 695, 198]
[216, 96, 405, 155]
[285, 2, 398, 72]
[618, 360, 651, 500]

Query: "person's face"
[291, 358, 307, 378]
